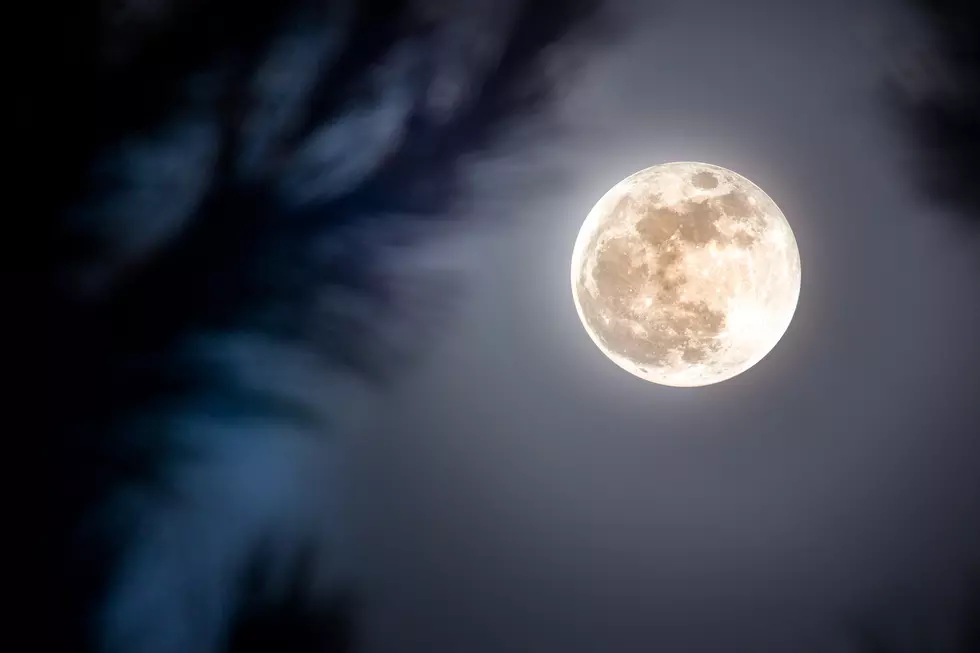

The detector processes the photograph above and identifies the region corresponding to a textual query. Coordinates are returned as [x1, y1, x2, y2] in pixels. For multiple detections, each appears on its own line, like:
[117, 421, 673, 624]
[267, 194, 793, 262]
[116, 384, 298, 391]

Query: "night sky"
[44, 0, 980, 651]
[345, 1, 980, 651]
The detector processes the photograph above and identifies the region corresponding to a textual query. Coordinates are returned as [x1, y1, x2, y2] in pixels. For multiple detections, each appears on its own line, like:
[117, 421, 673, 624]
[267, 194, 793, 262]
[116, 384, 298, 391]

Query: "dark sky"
[346, 1, 980, 651]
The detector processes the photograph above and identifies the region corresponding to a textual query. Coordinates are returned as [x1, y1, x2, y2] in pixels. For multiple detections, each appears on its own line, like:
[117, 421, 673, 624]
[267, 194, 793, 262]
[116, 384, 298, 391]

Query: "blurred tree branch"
[896, 0, 980, 228]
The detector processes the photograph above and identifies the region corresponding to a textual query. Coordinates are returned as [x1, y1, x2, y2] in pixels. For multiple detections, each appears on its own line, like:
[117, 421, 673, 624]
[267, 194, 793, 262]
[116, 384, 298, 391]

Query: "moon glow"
[571, 162, 801, 387]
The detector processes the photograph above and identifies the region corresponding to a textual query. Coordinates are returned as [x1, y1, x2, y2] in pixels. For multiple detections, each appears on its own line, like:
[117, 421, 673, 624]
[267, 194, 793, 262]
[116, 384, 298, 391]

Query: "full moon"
[570, 161, 801, 387]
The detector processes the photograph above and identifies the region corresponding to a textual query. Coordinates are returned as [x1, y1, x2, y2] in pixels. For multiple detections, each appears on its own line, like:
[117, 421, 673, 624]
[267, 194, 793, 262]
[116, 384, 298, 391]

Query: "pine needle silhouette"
[897, 0, 980, 227]
[42, 1, 610, 652]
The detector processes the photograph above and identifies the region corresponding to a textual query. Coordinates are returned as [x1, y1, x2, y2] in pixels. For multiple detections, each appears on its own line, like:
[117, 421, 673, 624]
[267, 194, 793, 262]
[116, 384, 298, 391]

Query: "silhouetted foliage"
[852, 0, 980, 646]
[899, 0, 980, 226]
[42, 1, 608, 651]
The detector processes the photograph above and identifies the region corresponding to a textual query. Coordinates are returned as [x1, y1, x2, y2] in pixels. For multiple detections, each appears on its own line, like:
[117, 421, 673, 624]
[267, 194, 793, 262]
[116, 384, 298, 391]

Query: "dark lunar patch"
[655, 273, 685, 303]
[733, 231, 755, 248]
[691, 171, 718, 189]
[653, 245, 685, 303]
[635, 207, 685, 248]
[636, 201, 721, 249]
[717, 190, 766, 235]
[682, 300, 726, 335]
[581, 297, 726, 368]
[577, 247, 727, 367]
[676, 201, 722, 244]
[576, 187, 749, 370]
[603, 195, 640, 231]
[590, 236, 650, 313]
[658, 247, 680, 267]
[682, 344, 707, 363]
[634, 195, 764, 250]
[718, 190, 753, 217]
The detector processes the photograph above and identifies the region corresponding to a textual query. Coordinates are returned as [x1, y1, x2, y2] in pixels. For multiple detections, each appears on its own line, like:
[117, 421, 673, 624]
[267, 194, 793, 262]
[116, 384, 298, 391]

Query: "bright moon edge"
[570, 161, 801, 388]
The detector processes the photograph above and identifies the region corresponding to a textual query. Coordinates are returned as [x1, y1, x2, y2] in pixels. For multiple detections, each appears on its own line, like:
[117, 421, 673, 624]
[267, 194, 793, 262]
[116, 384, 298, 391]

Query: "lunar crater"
[572, 162, 800, 386]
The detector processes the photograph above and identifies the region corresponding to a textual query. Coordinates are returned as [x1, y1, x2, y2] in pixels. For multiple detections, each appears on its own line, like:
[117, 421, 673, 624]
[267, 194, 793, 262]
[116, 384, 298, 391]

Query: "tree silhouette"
[849, 0, 980, 646]
[896, 0, 980, 227]
[42, 2, 608, 651]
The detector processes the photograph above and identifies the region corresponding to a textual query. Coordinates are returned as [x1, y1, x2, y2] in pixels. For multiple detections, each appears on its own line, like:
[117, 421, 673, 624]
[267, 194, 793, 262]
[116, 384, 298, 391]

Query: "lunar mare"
[571, 162, 801, 387]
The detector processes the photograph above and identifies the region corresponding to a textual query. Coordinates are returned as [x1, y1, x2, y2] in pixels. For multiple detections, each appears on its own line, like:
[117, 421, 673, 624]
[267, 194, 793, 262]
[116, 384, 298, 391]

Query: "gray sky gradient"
[349, 1, 980, 651]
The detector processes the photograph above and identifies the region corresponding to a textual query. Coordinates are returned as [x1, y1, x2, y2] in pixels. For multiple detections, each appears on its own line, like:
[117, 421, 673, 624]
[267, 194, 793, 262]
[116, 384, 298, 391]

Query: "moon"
[570, 161, 801, 387]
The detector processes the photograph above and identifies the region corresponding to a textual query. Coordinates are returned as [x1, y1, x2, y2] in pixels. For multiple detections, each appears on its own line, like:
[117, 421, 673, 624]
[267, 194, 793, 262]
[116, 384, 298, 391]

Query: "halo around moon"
[570, 161, 801, 387]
